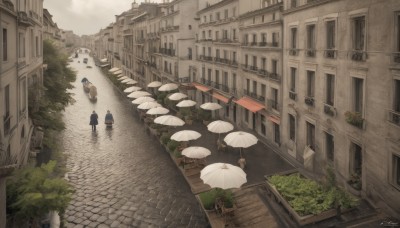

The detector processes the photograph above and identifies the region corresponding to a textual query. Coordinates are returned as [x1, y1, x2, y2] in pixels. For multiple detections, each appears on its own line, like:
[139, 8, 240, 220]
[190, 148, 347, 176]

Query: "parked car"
[83, 58, 88, 64]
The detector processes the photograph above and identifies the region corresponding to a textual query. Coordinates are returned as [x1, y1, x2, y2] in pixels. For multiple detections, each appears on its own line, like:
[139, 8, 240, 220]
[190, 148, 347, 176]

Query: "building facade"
[280, 0, 400, 215]
[1, 0, 44, 226]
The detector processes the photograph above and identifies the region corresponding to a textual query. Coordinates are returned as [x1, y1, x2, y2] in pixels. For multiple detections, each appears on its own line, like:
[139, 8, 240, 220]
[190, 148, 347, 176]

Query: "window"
[261, 115, 266, 135]
[232, 51, 237, 63]
[202, 67, 205, 78]
[326, 20, 336, 49]
[215, 31, 219, 40]
[216, 49, 220, 58]
[244, 34, 249, 44]
[289, 114, 296, 141]
[272, 32, 278, 46]
[272, 60, 277, 73]
[224, 9, 228, 19]
[245, 110, 249, 122]
[20, 78, 27, 112]
[290, 27, 297, 49]
[232, 73, 237, 91]
[306, 25, 316, 57]
[394, 79, 400, 112]
[5, 84, 10, 117]
[252, 81, 257, 94]
[290, 67, 296, 92]
[19, 32, 25, 58]
[216, 12, 220, 21]
[261, 84, 266, 99]
[36, 36, 39, 57]
[246, 79, 250, 92]
[326, 74, 335, 106]
[326, 132, 334, 162]
[203, 16, 207, 23]
[223, 50, 228, 59]
[209, 14, 213, 22]
[353, 77, 364, 113]
[353, 16, 366, 51]
[252, 56, 257, 68]
[223, 72, 228, 87]
[306, 71, 315, 97]
[207, 69, 212, 82]
[261, 58, 266, 70]
[392, 154, 400, 187]
[208, 47, 212, 56]
[215, 70, 220, 84]
[2, 28, 7, 61]
[208, 30, 212, 39]
[274, 123, 280, 145]
[350, 142, 362, 177]
[397, 14, 400, 52]
[306, 122, 315, 150]
[232, 7, 236, 17]
[262, 15, 265, 23]
[271, 88, 278, 109]
[291, 0, 297, 8]
[245, 54, 248, 66]
[233, 29, 237, 40]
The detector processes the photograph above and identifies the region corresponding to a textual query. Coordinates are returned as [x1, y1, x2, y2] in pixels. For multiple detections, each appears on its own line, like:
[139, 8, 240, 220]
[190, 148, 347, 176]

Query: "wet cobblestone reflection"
[61, 53, 208, 227]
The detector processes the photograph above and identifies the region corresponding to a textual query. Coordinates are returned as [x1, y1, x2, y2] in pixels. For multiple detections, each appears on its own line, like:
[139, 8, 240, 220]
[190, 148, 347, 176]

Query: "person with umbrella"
[90, 111, 99, 131]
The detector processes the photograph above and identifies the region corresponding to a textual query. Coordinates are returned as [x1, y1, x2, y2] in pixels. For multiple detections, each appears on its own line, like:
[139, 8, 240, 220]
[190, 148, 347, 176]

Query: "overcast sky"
[44, 0, 162, 36]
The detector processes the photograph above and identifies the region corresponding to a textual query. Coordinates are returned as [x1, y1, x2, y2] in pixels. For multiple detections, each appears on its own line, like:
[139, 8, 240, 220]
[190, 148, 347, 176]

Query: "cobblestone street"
[61, 54, 208, 227]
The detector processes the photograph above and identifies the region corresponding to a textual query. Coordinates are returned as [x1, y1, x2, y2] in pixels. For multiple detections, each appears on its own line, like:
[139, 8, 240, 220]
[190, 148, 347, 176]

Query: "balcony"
[243, 89, 250, 96]
[161, 25, 179, 32]
[324, 103, 336, 117]
[249, 66, 258, 72]
[136, 37, 145, 44]
[258, 69, 268, 78]
[351, 51, 367, 62]
[389, 110, 400, 126]
[221, 84, 230, 93]
[259, 42, 267, 47]
[160, 48, 175, 57]
[242, 64, 249, 70]
[345, 111, 364, 129]
[241, 42, 249, 46]
[250, 42, 258, 46]
[306, 49, 316, 57]
[289, 91, 297, 101]
[269, 73, 281, 82]
[231, 61, 238, 67]
[18, 11, 33, 27]
[271, 42, 278, 47]
[392, 53, 400, 64]
[289, 49, 298, 56]
[205, 80, 212, 86]
[304, 96, 314, 106]
[324, 50, 337, 59]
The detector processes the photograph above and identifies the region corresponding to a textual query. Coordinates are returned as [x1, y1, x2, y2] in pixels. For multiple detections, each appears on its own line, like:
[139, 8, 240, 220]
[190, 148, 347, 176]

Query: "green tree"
[29, 40, 76, 132]
[6, 161, 73, 226]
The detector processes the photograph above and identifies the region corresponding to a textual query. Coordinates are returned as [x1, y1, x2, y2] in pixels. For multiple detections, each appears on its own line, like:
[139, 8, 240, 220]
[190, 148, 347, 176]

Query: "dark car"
[83, 58, 88, 64]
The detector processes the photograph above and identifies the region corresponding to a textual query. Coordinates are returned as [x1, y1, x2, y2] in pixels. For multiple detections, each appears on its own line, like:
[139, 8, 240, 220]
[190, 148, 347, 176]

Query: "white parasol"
[132, 96, 155, 105]
[127, 91, 152, 99]
[200, 102, 223, 111]
[170, 130, 201, 142]
[126, 80, 138, 85]
[200, 163, 247, 189]
[176, 100, 197, 108]
[146, 107, 170, 115]
[154, 115, 185, 126]
[158, 83, 178, 92]
[182, 146, 211, 159]
[147, 81, 163, 88]
[224, 131, 258, 157]
[124, 86, 142, 93]
[168, 92, 188, 101]
[137, 101, 162, 110]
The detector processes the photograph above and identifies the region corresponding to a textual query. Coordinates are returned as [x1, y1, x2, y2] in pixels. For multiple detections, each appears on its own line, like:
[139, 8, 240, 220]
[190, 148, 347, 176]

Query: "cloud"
[44, 0, 163, 36]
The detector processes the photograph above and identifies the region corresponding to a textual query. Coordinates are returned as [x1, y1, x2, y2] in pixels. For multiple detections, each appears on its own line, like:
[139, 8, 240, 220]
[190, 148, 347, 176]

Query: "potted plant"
[345, 111, 364, 128]
[199, 188, 234, 212]
[347, 173, 362, 191]
[198, 109, 212, 125]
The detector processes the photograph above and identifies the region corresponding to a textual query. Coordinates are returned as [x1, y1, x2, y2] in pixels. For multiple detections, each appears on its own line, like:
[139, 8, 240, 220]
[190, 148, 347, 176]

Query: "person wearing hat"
[104, 110, 114, 128]
[90, 111, 99, 131]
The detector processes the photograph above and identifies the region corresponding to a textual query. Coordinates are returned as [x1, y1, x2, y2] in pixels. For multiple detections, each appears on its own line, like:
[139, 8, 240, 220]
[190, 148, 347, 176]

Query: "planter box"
[264, 170, 339, 226]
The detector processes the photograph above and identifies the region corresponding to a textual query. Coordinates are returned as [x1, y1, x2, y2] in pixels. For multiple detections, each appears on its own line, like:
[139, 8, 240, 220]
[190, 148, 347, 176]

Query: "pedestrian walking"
[90, 111, 98, 131]
[104, 110, 114, 128]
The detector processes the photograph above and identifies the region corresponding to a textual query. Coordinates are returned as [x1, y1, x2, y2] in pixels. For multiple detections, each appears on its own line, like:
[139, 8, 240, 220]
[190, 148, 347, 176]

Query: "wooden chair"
[214, 198, 236, 225]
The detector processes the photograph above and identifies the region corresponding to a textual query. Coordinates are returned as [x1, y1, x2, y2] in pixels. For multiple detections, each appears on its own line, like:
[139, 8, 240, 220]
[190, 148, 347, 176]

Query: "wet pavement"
[61, 53, 209, 228]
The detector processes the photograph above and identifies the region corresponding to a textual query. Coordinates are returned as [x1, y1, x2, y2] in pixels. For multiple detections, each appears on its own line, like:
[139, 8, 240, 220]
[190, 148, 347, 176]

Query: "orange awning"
[268, 115, 281, 125]
[212, 92, 230, 103]
[192, 82, 211, 92]
[234, 96, 265, 113]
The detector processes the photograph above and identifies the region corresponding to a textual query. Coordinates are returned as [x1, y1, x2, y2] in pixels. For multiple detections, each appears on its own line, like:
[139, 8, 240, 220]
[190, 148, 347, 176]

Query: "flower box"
[264, 170, 358, 226]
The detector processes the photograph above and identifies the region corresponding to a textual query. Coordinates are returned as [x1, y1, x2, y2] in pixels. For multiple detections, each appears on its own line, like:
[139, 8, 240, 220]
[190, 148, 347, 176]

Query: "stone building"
[280, 0, 400, 216]
[0, 0, 44, 226]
